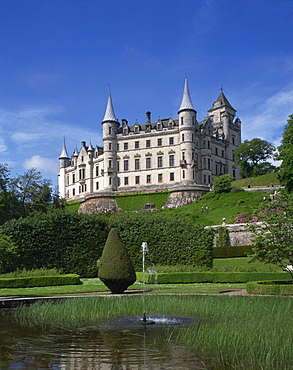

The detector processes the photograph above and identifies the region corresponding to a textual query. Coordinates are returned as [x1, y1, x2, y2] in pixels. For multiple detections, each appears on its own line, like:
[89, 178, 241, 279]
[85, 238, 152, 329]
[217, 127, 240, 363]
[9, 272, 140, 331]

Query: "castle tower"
[178, 77, 198, 184]
[58, 138, 69, 198]
[102, 91, 120, 190]
[208, 90, 236, 141]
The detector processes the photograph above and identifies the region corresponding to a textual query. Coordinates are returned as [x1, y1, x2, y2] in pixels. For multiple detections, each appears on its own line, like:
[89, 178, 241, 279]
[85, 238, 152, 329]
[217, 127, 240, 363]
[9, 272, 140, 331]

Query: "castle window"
[203, 158, 206, 169]
[215, 148, 218, 156]
[232, 150, 235, 161]
[233, 169, 236, 178]
[124, 142, 128, 150]
[192, 116, 195, 125]
[182, 170, 185, 179]
[109, 127, 112, 135]
[182, 134, 184, 142]
[147, 174, 151, 184]
[192, 134, 194, 142]
[158, 156, 163, 168]
[222, 150, 224, 157]
[181, 117, 183, 125]
[203, 175, 206, 183]
[135, 141, 139, 149]
[123, 128, 128, 135]
[169, 154, 174, 167]
[79, 168, 85, 180]
[158, 138, 162, 146]
[118, 178, 120, 186]
[208, 158, 211, 169]
[66, 176, 69, 185]
[232, 136, 235, 145]
[117, 143, 119, 151]
[72, 173, 75, 183]
[182, 152, 185, 160]
[95, 166, 99, 176]
[170, 172, 174, 181]
[169, 137, 174, 145]
[135, 126, 139, 133]
[146, 157, 151, 169]
[157, 123, 162, 130]
[124, 160, 129, 171]
[135, 158, 140, 170]
[73, 188, 75, 196]
[135, 176, 140, 184]
[109, 177, 112, 185]
[207, 141, 210, 149]
[158, 173, 163, 183]
[109, 143, 112, 150]
[146, 139, 151, 148]
[124, 177, 129, 185]
[81, 156, 84, 162]
[96, 182, 99, 190]
[108, 159, 112, 169]
[117, 161, 120, 172]
[203, 141, 206, 148]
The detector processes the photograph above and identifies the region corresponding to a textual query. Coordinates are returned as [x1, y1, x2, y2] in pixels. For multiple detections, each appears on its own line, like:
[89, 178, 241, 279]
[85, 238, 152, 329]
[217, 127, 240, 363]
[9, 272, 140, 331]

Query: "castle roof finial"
[59, 137, 69, 159]
[102, 88, 118, 122]
[178, 76, 195, 113]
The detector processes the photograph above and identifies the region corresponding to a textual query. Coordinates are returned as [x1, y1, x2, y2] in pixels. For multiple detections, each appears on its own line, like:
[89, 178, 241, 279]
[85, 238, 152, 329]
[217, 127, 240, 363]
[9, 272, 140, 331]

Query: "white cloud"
[24, 155, 59, 177]
[241, 89, 293, 144]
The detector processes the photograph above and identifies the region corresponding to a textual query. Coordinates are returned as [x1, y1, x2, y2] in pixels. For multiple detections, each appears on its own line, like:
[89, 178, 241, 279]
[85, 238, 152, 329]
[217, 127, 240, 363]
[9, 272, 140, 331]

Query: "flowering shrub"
[234, 212, 259, 223]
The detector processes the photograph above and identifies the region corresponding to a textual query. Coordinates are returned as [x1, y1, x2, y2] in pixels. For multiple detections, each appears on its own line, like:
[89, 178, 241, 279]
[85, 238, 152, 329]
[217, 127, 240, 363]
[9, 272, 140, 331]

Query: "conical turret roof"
[59, 138, 69, 159]
[102, 91, 118, 122]
[209, 91, 236, 112]
[178, 77, 195, 112]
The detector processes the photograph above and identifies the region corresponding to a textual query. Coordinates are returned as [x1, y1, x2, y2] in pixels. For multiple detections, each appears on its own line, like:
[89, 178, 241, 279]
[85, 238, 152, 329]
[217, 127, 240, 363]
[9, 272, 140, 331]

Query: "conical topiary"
[98, 228, 136, 293]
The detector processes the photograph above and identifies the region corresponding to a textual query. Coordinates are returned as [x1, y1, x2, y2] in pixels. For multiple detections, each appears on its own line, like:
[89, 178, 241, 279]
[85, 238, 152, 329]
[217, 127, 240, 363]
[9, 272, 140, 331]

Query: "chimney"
[146, 111, 151, 124]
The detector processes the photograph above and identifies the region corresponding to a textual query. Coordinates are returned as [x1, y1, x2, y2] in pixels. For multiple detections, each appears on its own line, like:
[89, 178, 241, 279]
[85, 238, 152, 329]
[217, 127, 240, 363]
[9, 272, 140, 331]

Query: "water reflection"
[0, 310, 209, 369]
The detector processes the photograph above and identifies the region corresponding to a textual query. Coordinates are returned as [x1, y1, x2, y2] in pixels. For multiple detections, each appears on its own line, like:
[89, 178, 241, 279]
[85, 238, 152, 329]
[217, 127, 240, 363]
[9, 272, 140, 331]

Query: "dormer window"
[135, 126, 139, 133]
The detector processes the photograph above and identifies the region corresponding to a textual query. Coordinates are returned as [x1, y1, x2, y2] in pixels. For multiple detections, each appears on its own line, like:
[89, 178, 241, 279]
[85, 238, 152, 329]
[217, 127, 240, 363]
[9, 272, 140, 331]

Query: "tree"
[234, 138, 276, 178]
[277, 114, 293, 192]
[212, 174, 234, 193]
[248, 191, 293, 281]
[0, 234, 19, 274]
[98, 228, 136, 293]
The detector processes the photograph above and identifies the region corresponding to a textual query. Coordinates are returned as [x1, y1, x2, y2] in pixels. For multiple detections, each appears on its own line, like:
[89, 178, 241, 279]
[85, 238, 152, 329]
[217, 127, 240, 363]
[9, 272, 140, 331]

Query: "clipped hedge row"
[246, 280, 293, 295]
[0, 274, 81, 289]
[213, 245, 254, 258]
[136, 271, 290, 284]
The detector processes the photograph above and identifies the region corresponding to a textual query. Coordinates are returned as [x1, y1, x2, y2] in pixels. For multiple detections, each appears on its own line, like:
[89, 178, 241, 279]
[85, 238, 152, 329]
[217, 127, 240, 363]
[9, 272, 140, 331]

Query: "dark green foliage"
[0, 209, 108, 277]
[234, 138, 276, 178]
[0, 274, 81, 288]
[216, 226, 229, 247]
[277, 114, 293, 192]
[106, 212, 214, 270]
[0, 234, 19, 273]
[212, 174, 234, 193]
[136, 271, 290, 284]
[98, 228, 136, 293]
[246, 280, 293, 295]
[213, 246, 254, 258]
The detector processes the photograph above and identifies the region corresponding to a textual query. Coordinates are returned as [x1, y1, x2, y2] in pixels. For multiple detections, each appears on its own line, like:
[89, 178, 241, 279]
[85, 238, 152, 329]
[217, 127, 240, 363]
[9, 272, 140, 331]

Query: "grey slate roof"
[103, 92, 118, 122]
[178, 77, 195, 112]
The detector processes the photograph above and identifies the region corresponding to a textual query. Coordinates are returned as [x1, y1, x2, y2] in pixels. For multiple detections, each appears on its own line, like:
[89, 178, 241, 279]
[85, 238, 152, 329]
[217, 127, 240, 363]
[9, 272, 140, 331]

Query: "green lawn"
[0, 258, 283, 298]
[158, 189, 269, 225]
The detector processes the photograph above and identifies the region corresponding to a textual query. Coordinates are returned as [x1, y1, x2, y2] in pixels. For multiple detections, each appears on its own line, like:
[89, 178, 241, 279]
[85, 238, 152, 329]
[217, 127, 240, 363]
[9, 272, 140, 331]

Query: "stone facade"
[59, 78, 241, 204]
[206, 223, 254, 246]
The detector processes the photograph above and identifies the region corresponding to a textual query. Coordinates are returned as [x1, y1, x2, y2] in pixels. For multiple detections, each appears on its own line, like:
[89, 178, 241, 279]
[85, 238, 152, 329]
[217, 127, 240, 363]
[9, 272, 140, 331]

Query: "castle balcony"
[191, 160, 198, 167]
[180, 160, 187, 167]
[107, 167, 114, 173]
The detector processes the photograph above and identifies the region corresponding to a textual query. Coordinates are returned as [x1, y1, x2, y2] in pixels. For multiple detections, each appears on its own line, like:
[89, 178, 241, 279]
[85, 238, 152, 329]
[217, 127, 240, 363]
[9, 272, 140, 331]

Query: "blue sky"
[0, 0, 293, 187]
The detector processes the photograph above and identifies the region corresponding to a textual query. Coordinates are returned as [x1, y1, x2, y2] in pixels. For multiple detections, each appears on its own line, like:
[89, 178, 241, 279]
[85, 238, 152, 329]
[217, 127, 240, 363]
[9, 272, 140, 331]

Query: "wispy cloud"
[241, 89, 293, 148]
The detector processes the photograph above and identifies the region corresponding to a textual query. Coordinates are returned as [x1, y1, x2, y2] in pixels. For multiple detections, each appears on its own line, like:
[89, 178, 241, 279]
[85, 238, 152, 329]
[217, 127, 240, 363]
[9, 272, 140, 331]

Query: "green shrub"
[0, 274, 81, 288]
[0, 210, 108, 277]
[213, 246, 254, 258]
[216, 226, 229, 247]
[246, 280, 293, 295]
[136, 271, 290, 284]
[107, 212, 214, 270]
[98, 228, 136, 293]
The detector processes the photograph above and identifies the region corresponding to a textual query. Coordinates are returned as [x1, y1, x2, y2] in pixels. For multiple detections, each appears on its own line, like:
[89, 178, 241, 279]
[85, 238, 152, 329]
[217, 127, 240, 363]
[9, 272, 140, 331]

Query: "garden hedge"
[136, 271, 291, 284]
[213, 245, 254, 258]
[0, 274, 81, 288]
[246, 280, 293, 295]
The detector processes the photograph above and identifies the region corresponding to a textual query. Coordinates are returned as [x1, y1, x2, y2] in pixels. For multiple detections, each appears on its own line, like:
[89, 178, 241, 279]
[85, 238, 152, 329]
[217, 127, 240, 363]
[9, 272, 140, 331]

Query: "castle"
[59, 78, 241, 208]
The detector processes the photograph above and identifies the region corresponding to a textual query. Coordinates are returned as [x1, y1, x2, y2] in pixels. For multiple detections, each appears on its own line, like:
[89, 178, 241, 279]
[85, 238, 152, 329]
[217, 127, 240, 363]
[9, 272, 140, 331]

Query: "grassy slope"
[232, 172, 280, 187]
